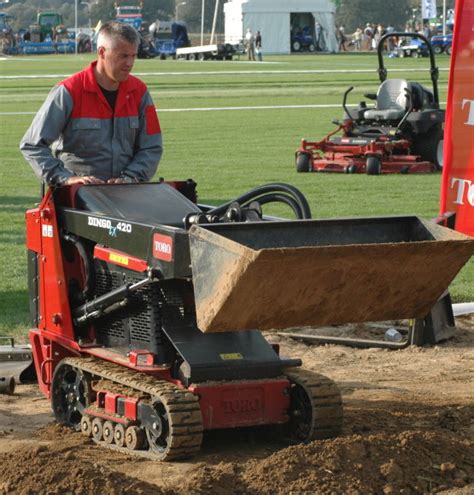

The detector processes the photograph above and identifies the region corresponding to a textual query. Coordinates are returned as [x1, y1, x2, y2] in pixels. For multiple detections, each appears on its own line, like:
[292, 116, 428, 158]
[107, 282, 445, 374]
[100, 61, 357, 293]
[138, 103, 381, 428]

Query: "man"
[245, 28, 255, 61]
[314, 22, 322, 51]
[20, 21, 163, 186]
[255, 30, 262, 61]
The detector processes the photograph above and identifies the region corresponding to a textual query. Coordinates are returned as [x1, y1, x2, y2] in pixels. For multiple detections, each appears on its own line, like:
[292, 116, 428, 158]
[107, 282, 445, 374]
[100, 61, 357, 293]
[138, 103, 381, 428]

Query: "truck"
[27, 12, 68, 43]
[115, 4, 143, 30]
[149, 21, 190, 59]
[13, 11, 74, 55]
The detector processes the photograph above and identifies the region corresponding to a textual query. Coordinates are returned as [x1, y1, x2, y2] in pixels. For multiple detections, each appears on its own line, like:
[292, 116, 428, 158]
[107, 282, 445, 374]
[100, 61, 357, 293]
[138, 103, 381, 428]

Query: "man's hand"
[64, 176, 104, 185]
[107, 177, 135, 184]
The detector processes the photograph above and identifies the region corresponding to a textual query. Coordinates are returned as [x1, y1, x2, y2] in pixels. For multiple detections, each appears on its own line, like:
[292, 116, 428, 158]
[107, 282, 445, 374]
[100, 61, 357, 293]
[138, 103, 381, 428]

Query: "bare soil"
[0, 315, 473, 495]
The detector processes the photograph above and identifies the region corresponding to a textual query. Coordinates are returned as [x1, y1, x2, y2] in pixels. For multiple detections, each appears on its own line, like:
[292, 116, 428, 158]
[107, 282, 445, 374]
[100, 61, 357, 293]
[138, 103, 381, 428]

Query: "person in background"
[364, 23, 374, 50]
[353, 28, 362, 51]
[315, 22, 322, 51]
[255, 30, 262, 61]
[337, 25, 347, 51]
[20, 21, 163, 186]
[373, 24, 385, 50]
[245, 28, 256, 61]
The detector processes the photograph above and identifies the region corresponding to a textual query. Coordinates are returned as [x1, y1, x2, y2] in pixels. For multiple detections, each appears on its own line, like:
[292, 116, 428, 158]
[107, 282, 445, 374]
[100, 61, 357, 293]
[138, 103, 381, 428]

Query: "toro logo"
[222, 398, 262, 414]
[153, 233, 173, 262]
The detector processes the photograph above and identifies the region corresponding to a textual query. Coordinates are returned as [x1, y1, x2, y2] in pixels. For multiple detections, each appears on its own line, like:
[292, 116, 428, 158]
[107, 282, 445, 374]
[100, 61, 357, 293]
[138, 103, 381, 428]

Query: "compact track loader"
[26, 181, 474, 460]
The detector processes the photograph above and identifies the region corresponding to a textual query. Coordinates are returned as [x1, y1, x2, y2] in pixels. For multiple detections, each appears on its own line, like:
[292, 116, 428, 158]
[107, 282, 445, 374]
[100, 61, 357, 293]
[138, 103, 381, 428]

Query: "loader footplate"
[59, 357, 203, 461]
[285, 368, 343, 441]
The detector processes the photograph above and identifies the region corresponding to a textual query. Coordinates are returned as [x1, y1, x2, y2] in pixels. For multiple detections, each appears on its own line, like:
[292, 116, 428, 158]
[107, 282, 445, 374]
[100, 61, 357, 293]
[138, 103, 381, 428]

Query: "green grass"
[0, 52, 471, 336]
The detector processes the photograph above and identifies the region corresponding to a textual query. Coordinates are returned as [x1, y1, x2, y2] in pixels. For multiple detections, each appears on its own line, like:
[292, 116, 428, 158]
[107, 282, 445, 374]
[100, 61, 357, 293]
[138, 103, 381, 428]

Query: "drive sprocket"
[285, 368, 343, 441]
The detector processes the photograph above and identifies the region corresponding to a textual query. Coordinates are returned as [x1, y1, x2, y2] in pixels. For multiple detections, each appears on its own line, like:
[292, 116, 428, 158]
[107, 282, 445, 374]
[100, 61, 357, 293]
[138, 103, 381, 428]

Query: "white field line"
[0, 101, 447, 116]
[0, 67, 449, 80]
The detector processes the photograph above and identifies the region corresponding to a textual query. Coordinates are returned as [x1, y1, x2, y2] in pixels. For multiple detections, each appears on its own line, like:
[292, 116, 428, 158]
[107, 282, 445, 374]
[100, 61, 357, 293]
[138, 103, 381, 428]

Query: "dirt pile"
[0, 424, 164, 495]
[181, 430, 473, 494]
[0, 316, 473, 494]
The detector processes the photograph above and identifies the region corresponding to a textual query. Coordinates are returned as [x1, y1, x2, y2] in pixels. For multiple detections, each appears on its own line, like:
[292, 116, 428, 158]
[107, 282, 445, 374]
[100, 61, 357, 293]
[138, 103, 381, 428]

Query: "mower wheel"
[308, 43, 316, 52]
[347, 164, 358, 174]
[433, 45, 443, 55]
[446, 45, 452, 56]
[366, 156, 381, 175]
[296, 153, 311, 173]
[411, 50, 419, 58]
[413, 127, 444, 170]
[292, 40, 301, 52]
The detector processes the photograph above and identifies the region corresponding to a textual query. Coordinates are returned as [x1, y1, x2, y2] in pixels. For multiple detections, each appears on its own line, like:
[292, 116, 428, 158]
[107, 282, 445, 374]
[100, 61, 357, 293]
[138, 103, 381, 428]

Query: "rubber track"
[62, 357, 203, 461]
[285, 368, 343, 440]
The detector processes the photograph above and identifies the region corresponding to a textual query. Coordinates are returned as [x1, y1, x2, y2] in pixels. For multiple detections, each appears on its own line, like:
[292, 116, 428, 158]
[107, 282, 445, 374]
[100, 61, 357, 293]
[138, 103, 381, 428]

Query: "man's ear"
[98, 46, 106, 58]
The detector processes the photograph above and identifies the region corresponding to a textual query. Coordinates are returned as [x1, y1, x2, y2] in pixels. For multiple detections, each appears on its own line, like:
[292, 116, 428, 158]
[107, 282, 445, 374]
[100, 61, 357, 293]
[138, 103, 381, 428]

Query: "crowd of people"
[336, 21, 441, 52]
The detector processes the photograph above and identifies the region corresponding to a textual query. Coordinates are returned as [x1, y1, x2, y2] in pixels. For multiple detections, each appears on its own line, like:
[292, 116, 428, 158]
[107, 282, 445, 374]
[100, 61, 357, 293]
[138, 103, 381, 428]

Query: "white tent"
[224, 0, 338, 55]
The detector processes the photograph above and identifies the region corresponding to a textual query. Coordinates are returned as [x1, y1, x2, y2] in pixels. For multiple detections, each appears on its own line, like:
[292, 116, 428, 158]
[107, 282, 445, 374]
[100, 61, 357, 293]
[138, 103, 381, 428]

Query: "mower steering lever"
[396, 87, 414, 134]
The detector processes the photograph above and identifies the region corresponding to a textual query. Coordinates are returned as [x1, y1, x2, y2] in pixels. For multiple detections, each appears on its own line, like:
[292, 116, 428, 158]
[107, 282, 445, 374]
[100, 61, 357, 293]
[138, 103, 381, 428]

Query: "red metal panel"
[25, 208, 42, 252]
[29, 329, 77, 398]
[94, 245, 148, 272]
[190, 379, 290, 430]
[83, 408, 129, 425]
[105, 393, 119, 415]
[123, 398, 138, 420]
[37, 190, 75, 340]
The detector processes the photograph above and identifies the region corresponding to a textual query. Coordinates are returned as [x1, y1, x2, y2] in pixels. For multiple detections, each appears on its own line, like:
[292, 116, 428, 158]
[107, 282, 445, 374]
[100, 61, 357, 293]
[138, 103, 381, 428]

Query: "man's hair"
[97, 21, 139, 49]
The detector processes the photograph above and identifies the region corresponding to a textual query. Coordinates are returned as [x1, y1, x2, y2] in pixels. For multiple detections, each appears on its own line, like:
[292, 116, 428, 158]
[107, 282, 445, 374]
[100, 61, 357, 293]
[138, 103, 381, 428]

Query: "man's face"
[99, 39, 137, 83]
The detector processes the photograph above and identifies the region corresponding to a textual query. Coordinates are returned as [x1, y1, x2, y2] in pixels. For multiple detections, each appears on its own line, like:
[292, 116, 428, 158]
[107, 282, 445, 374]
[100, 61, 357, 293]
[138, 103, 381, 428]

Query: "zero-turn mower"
[296, 32, 445, 175]
[26, 181, 474, 460]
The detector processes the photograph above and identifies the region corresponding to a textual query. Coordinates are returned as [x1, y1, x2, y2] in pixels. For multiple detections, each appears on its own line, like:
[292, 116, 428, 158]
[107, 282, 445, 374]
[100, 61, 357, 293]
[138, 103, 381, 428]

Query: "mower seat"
[364, 79, 409, 121]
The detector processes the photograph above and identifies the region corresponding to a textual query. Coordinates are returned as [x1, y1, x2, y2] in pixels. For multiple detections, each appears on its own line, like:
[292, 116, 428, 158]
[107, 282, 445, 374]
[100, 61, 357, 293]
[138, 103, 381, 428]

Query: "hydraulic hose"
[208, 183, 312, 219]
[246, 193, 302, 219]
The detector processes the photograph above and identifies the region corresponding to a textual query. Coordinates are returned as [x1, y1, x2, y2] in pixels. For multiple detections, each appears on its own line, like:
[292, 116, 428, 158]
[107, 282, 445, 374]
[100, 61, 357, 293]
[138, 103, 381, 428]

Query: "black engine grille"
[92, 260, 192, 362]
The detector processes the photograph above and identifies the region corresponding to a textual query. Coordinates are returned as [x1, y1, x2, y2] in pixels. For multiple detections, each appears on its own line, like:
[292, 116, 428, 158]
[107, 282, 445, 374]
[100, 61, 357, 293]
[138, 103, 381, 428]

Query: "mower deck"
[299, 135, 434, 174]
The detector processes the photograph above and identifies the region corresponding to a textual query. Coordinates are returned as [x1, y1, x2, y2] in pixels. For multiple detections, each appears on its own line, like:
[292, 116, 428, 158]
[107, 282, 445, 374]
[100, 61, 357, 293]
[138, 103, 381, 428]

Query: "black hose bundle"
[207, 183, 311, 220]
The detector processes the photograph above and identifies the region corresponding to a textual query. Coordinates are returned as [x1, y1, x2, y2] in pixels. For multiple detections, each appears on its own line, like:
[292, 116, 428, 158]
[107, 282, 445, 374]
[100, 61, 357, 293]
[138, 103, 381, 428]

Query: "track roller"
[80, 415, 92, 437]
[114, 424, 126, 447]
[103, 420, 115, 444]
[92, 417, 104, 442]
[125, 425, 146, 450]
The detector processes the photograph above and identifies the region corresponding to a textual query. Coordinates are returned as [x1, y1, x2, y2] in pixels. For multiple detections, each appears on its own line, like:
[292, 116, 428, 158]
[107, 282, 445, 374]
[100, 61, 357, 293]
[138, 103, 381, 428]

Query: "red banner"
[440, 0, 474, 236]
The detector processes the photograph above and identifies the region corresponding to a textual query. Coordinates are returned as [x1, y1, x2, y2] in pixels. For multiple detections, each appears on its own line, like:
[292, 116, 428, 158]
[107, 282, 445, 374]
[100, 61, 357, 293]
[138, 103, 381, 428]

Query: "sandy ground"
[0, 315, 473, 494]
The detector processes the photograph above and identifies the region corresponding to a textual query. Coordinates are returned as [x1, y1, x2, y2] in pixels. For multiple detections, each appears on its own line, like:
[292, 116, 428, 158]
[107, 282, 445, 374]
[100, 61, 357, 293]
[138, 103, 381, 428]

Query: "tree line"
[2, 0, 455, 34]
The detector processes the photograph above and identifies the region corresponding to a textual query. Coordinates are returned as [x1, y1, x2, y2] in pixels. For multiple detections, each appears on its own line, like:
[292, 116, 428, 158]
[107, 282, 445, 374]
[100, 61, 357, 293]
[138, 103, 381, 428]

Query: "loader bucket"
[189, 217, 474, 333]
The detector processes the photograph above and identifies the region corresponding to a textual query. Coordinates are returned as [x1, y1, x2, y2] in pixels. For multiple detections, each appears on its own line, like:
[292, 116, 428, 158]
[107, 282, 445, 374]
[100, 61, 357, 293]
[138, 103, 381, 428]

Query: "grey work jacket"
[20, 61, 163, 185]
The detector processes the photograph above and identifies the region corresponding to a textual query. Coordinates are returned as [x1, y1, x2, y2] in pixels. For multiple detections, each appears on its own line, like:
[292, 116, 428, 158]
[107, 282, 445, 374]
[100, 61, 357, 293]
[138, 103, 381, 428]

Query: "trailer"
[176, 43, 235, 61]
